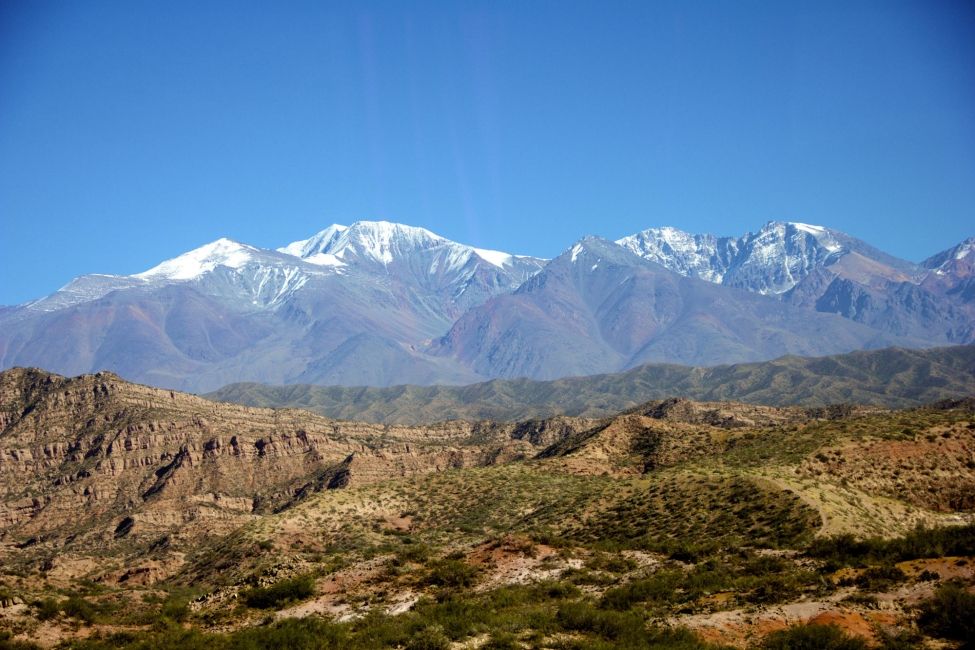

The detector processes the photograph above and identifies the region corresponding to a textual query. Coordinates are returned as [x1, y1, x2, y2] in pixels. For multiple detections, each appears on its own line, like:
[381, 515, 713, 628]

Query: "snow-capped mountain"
[280, 221, 523, 270]
[921, 237, 975, 304]
[0, 222, 543, 390]
[23, 238, 330, 314]
[922, 237, 975, 273]
[618, 221, 974, 343]
[0, 219, 971, 392]
[616, 226, 737, 283]
[618, 221, 878, 294]
[278, 221, 546, 314]
[433, 236, 920, 379]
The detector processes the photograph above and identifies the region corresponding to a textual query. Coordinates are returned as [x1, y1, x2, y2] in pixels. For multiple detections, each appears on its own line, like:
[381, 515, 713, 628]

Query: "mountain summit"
[617, 220, 896, 294]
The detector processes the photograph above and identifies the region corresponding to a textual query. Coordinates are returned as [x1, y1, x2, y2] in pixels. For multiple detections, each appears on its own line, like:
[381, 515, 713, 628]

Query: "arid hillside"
[0, 368, 973, 649]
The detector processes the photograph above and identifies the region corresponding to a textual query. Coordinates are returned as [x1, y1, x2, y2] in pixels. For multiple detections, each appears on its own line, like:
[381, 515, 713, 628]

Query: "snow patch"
[136, 238, 255, 280]
[472, 247, 512, 268]
[790, 222, 826, 235]
[303, 253, 347, 268]
[278, 224, 348, 258]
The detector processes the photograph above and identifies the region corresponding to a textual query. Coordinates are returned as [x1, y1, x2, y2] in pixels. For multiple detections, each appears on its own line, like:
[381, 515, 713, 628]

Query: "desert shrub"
[585, 553, 637, 574]
[395, 542, 431, 565]
[852, 565, 907, 591]
[808, 524, 975, 568]
[242, 574, 315, 610]
[232, 617, 346, 649]
[744, 575, 800, 605]
[67, 623, 216, 650]
[424, 559, 477, 589]
[875, 629, 926, 650]
[33, 598, 60, 621]
[404, 626, 450, 650]
[556, 601, 648, 642]
[61, 596, 98, 624]
[599, 571, 682, 610]
[760, 623, 868, 649]
[160, 595, 190, 622]
[0, 631, 41, 650]
[916, 582, 975, 641]
[667, 541, 720, 563]
[556, 601, 719, 648]
[482, 631, 522, 649]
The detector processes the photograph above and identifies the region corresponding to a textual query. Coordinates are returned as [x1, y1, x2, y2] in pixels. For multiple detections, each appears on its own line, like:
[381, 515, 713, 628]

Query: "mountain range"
[1, 220, 972, 392]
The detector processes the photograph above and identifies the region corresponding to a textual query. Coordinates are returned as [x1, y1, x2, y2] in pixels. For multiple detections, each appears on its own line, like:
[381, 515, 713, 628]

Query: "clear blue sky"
[2, 0, 974, 305]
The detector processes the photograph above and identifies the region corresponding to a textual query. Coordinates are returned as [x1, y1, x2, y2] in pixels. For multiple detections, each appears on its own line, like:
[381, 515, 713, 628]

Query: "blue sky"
[1, 0, 973, 305]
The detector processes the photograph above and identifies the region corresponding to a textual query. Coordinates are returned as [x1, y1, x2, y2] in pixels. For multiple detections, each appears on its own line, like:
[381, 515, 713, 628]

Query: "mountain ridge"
[206, 344, 975, 424]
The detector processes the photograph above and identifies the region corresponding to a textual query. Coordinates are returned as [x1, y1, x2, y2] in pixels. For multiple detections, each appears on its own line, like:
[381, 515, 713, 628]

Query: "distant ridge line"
[205, 344, 975, 425]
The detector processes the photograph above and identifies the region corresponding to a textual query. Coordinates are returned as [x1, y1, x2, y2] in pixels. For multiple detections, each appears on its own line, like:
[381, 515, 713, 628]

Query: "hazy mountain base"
[207, 344, 975, 425]
[0, 371, 974, 647]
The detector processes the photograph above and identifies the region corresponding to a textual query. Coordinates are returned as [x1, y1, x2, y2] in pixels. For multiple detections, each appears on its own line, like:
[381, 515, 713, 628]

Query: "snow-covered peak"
[955, 239, 975, 260]
[278, 224, 348, 259]
[135, 238, 256, 281]
[617, 226, 726, 282]
[279, 220, 447, 266]
[279, 220, 527, 271]
[557, 237, 627, 267]
[921, 237, 975, 274]
[757, 221, 843, 254]
[340, 221, 446, 264]
[617, 220, 854, 293]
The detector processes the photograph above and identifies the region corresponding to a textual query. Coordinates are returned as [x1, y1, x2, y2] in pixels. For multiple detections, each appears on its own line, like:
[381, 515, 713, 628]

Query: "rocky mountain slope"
[431, 238, 924, 379]
[0, 369, 973, 648]
[620, 221, 975, 345]
[0, 220, 970, 391]
[0, 367, 595, 561]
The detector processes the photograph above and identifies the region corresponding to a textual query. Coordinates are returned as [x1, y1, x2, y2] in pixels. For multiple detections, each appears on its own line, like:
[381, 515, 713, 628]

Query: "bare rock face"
[0, 367, 600, 579]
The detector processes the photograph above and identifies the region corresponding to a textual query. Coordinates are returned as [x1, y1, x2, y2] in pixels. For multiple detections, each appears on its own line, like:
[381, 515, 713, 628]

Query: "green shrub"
[808, 524, 975, 568]
[556, 601, 719, 648]
[61, 595, 98, 625]
[760, 623, 868, 649]
[585, 553, 637, 574]
[852, 565, 906, 592]
[0, 631, 41, 650]
[424, 559, 477, 589]
[482, 631, 520, 650]
[413, 595, 488, 640]
[599, 571, 682, 610]
[160, 595, 190, 622]
[242, 574, 315, 610]
[556, 601, 648, 642]
[404, 626, 450, 650]
[396, 543, 431, 565]
[33, 598, 60, 621]
[916, 582, 975, 641]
